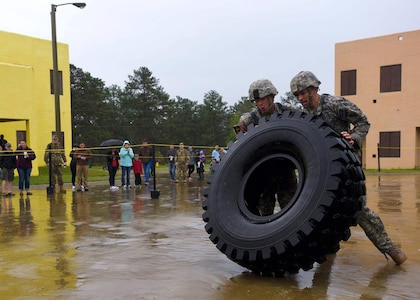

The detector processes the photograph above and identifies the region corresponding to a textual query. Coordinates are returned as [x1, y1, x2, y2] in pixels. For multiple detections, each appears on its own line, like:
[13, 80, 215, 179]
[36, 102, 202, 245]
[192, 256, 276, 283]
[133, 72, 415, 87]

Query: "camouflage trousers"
[51, 165, 64, 186]
[176, 164, 188, 181]
[357, 195, 394, 253]
[258, 171, 297, 216]
[258, 188, 296, 216]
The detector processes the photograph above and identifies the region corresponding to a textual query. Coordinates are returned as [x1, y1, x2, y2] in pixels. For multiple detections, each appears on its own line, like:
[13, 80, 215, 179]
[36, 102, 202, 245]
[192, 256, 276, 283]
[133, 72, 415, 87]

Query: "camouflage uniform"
[304, 93, 370, 160]
[258, 170, 297, 216]
[290, 71, 395, 255]
[239, 79, 298, 216]
[305, 95, 393, 252]
[175, 148, 190, 182]
[239, 102, 296, 129]
[44, 141, 67, 187]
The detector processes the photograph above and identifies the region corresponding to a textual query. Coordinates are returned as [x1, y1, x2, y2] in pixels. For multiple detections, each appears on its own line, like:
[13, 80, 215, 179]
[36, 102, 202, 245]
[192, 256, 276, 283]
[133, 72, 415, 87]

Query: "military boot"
[386, 245, 407, 265]
[59, 185, 67, 194]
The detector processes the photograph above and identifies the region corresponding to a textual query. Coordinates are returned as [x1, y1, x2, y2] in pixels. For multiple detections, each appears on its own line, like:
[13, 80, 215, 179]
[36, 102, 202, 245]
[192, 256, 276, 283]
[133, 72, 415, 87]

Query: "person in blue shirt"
[211, 145, 220, 163]
[119, 140, 134, 189]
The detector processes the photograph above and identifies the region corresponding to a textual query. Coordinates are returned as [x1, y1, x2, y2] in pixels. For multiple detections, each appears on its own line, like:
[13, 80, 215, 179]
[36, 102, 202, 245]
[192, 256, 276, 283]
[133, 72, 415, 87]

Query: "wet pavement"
[0, 172, 419, 299]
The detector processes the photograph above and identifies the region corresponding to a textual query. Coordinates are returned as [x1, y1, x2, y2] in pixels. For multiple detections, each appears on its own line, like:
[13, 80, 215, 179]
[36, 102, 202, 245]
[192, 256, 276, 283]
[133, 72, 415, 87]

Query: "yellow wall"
[0, 30, 73, 175]
[335, 29, 420, 169]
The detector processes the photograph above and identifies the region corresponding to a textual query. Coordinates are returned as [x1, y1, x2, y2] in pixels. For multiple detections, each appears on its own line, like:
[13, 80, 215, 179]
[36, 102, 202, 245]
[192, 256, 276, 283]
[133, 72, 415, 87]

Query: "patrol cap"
[248, 79, 278, 101]
[290, 71, 321, 95]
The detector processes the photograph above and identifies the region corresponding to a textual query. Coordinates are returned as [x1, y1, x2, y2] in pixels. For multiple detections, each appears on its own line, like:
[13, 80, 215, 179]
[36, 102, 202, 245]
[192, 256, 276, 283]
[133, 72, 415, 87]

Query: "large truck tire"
[202, 111, 365, 276]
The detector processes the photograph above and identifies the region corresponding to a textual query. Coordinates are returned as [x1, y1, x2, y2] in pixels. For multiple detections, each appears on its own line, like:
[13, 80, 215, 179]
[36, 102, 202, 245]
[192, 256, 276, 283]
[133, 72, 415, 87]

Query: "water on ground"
[0, 173, 418, 299]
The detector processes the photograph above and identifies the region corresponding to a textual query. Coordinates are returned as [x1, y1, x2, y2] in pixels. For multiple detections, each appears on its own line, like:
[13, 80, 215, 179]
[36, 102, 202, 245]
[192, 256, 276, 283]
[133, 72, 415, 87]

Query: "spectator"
[175, 142, 189, 183]
[107, 147, 120, 191]
[166, 145, 177, 183]
[209, 157, 217, 176]
[16, 140, 36, 195]
[0, 142, 16, 197]
[75, 142, 91, 192]
[0, 134, 8, 149]
[219, 147, 227, 161]
[132, 154, 144, 187]
[69, 143, 78, 192]
[197, 150, 205, 181]
[44, 135, 67, 193]
[211, 145, 220, 163]
[187, 146, 195, 182]
[139, 139, 153, 186]
[119, 140, 134, 189]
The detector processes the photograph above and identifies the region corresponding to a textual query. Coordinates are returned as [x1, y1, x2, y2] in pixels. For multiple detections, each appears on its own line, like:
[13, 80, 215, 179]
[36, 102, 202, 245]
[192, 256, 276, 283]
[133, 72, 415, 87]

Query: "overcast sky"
[1, 0, 419, 105]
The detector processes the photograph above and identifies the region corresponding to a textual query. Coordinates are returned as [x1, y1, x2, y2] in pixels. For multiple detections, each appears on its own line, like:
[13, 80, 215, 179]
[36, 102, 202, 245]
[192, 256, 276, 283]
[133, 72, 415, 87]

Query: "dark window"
[16, 131, 26, 145]
[379, 131, 400, 157]
[380, 64, 401, 92]
[341, 70, 357, 96]
[50, 69, 63, 95]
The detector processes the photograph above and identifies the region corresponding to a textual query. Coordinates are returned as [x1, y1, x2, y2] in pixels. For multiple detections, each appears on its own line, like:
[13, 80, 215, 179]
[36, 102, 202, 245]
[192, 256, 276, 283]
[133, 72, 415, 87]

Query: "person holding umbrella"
[107, 146, 120, 191]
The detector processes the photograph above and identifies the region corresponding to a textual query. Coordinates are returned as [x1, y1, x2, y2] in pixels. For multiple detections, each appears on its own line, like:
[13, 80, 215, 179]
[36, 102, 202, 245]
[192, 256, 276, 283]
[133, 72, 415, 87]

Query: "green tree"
[226, 98, 255, 141]
[70, 64, 237, 151]
[196, 90, 231, 146]
[161, 96, 199, 145]
[120, 67, 171, 146]
[280, 91, 302, 107]
[70, 64, 114, 147]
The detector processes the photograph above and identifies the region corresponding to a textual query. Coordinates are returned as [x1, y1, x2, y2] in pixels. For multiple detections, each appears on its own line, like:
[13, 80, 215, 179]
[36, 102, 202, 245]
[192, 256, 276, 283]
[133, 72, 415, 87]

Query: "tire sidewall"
[207, 116, 337, 249]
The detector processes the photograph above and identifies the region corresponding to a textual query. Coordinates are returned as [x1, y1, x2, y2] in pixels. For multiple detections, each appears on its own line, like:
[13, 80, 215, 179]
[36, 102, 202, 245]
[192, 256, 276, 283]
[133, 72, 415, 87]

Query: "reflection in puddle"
[378, 181, 402, 212]
[0, 173, 419, 299]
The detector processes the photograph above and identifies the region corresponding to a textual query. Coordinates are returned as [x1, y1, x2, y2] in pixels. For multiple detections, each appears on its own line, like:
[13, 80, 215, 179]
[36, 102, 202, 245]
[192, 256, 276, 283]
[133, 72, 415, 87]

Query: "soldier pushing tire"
[202, 111, 365, 276]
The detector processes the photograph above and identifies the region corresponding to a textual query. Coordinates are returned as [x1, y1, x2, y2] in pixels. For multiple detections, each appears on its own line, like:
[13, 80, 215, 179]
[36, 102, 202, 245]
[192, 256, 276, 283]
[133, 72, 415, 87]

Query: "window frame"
[340, 69, 357, 96]
[379, 131, 401, 157]
[380, 64, 401, 93]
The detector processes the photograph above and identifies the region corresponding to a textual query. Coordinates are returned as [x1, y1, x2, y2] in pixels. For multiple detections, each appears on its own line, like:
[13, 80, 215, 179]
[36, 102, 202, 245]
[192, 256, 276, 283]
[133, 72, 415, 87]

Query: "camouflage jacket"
[305, 94, 370, 150]
[239, 102, 297, 127]
[44, 142, 67, 166]
[175, 149, 190, 164]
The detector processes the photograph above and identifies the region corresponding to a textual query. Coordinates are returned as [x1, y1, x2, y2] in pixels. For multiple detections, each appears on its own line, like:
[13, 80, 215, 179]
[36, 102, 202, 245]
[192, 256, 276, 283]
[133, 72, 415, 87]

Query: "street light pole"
[48, 2, 85, 194]
[50, 2, 86, 140]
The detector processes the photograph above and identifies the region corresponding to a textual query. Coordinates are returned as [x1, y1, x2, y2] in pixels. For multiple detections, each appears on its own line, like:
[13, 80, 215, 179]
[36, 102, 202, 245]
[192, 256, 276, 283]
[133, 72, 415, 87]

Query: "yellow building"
[335, 29, 420, 169]
[0, 30, 73, 175]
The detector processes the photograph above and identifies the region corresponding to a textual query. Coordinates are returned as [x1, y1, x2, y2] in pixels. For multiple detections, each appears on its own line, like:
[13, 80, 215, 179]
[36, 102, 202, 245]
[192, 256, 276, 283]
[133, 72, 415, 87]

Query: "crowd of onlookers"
[0, 134, 93, 196]
[106, 140, 227, 190]
[0, 135, 36, 197]
[0, 132, 229, 196]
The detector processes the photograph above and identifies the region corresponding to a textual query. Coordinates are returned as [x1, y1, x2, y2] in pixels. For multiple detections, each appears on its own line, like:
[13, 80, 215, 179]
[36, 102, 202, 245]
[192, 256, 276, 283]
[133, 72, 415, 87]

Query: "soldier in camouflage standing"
[235, 79, 298, 216]
[44, 135, 67, 193]
[290, 70, 407, 265]
[175, 142, 189, 183]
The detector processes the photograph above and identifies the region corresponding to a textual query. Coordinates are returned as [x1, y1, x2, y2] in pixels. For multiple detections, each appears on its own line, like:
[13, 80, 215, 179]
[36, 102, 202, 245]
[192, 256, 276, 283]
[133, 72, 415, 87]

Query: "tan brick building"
[335, 29, 420, 169]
